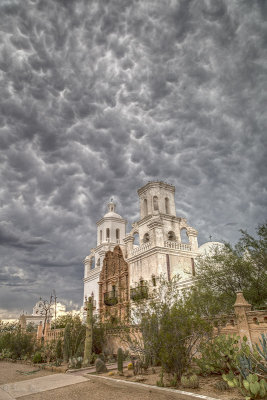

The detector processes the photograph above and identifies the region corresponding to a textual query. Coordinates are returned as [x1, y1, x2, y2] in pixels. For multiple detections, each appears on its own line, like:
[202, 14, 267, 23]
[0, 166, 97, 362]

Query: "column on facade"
[123, 235, 134, 257]
[187, 227, 198, 250]
[147, 218, 164, 247]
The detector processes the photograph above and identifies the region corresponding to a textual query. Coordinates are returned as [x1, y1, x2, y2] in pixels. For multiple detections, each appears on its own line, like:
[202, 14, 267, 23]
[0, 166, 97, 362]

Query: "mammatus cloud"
[0, 0, 266, 318]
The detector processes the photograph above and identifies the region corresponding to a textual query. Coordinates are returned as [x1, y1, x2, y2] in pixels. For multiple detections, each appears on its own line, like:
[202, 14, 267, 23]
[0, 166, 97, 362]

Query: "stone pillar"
[187, 228, 198, 251]
[234, 292, 252, 348]
[147, 218, 164, 247]
[123, 235, 134, 257]
[83, 256, 91, 278]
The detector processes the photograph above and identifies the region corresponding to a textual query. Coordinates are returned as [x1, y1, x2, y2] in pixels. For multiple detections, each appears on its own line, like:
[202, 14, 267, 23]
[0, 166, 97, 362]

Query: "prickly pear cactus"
[117, 347, 123, 373]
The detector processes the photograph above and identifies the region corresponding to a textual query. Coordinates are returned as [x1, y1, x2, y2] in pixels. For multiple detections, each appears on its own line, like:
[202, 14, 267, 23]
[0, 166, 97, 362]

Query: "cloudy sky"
[0, 0, 266, 318]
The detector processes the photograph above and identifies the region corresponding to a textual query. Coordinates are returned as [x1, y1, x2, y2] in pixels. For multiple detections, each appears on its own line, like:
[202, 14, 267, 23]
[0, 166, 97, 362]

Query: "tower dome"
[103, 199, 123, 219]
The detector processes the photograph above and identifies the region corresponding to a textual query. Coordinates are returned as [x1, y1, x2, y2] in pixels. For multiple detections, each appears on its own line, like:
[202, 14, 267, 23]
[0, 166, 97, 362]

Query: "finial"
[107, 198, 116, 213]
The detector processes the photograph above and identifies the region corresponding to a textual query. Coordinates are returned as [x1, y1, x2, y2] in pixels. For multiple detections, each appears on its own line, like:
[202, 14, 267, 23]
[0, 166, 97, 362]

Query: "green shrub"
[117, 348, 123, 373]
[33, 352, 42, 364]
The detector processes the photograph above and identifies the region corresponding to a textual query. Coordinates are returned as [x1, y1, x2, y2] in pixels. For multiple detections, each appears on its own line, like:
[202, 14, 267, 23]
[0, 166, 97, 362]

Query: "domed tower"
[83, 199, 127, 313]
[97, 199, 126, 246]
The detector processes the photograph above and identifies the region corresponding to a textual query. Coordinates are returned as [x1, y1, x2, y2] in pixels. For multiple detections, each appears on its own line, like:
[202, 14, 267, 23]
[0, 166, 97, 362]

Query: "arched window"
[153, 196, 159, 211]
[143, 199, 148, 216]
[167, 231, 176, 241]
[100, 230, 102, 243]
[152, 275, 156, 287]
[143, 233, 150, 243]
[97, 258, 100, 266]
[165, 197, 170, 214]
[106, 228, 110, 241]
[180, 228, 189, 243]
[116, 228, 120, 242]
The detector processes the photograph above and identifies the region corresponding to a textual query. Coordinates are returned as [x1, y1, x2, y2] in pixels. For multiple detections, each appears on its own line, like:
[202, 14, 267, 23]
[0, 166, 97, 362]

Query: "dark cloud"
[0, 0, 266, 318]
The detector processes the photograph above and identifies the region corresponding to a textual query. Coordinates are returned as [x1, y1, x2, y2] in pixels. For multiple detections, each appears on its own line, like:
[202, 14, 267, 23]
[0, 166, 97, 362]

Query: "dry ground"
[19, 377, 191, 400]
[0, 361, 58, 385]
[98, 367, 244, 400]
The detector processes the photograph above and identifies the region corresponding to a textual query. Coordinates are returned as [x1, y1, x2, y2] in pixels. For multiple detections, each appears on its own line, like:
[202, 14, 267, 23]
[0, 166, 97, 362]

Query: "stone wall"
[103, 292, 267, 354]
[214, 292, 267, 346]
[37, 322, 64, 343]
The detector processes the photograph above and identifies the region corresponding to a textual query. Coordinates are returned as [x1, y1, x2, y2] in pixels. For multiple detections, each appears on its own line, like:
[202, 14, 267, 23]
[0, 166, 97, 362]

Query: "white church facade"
[83, 181, 216, 315]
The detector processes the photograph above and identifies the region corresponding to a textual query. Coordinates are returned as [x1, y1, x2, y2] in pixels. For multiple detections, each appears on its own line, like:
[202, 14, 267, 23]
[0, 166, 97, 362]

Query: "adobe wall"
[104, 292, 267, 354]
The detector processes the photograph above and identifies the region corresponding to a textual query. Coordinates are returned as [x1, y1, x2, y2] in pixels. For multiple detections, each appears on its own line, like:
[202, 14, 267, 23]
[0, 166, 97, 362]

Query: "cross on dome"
[108, 198, 116, 213]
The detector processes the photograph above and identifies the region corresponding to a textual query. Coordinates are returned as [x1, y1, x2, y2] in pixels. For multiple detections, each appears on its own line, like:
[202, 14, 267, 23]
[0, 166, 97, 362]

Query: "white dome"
[198, 241, 224, 256]
[103, 211, 123, 219]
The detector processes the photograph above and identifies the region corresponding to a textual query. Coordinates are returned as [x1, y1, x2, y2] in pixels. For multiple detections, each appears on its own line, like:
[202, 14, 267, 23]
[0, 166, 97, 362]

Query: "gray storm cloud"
[0, 0, 266, 318]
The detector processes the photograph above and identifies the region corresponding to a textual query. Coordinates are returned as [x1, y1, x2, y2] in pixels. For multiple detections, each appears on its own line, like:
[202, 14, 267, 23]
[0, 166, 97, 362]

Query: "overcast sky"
[0, 0, 266, 319]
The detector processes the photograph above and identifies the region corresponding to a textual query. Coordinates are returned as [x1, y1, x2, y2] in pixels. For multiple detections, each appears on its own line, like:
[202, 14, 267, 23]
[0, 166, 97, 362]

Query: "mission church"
[83, 181, 220, 322]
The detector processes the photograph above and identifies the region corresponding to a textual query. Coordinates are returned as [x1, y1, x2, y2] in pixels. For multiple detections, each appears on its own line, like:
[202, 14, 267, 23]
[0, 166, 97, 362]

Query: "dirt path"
[0, 362, 57, 385]
[19, 377, 193, 400]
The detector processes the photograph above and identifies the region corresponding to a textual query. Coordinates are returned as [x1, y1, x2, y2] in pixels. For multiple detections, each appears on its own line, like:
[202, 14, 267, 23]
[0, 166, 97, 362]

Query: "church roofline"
[137, 181, 175, 196]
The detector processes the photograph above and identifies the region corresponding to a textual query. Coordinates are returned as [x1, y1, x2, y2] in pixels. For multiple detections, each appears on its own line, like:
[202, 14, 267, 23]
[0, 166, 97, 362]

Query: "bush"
[181, 374, 199, 389]
[33, 352, 42, 364]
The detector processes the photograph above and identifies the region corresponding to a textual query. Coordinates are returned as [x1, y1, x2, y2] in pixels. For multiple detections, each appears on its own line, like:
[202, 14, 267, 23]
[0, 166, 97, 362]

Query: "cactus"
[223, 372, 267, 399]
[117, 347, 123, 373]
[63, 322, 71, 363]
[214, 380, 229, 391]
[256, 333, 267, 374]
[238, 354, 253, 379]
[181, 374, 199, 389]
[83, 297, 93, 366]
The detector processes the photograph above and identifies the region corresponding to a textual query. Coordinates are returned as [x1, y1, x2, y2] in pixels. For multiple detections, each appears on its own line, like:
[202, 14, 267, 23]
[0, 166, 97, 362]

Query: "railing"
[130, 286, 149, 301]
[164, 241, 191, 251]
[130, 242, 152, 256]
[129, 240, 192, 257]
[104, 291, 118, 306]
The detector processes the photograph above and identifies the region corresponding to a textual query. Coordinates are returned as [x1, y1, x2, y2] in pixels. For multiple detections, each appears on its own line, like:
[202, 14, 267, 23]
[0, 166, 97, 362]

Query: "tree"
[195, 223, 267, 312]
[121, 275, 212, 379]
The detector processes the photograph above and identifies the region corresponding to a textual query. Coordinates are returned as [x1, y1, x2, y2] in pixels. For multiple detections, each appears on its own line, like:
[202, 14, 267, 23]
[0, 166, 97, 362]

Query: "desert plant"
[117, 347, 123, 373]
[63, 323, 71, 363]
[33, 351, 42, 364]
[156, 369, 165, 387]
[194, 334, 241, 375]
[181, 374, 199, 389]
[223, 371, 267, 399]
[214, 379, 229, 391]
[56, 338, 63, 360]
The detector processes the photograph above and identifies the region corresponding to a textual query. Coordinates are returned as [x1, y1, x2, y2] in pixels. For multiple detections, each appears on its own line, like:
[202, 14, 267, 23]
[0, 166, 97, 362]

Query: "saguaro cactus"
[63, 323, 71, 363]
[83, 296, 93, 366]
[117, 347, 123, 373]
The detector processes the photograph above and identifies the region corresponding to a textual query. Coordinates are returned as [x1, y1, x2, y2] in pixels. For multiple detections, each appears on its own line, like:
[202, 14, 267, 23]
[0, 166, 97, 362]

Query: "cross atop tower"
[107, 198, 116, 213]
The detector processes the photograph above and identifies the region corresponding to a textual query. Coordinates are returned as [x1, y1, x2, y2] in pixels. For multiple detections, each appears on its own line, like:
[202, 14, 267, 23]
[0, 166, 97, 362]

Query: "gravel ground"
[19, 377, 181, 400]
[0, 362, 57, 385]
